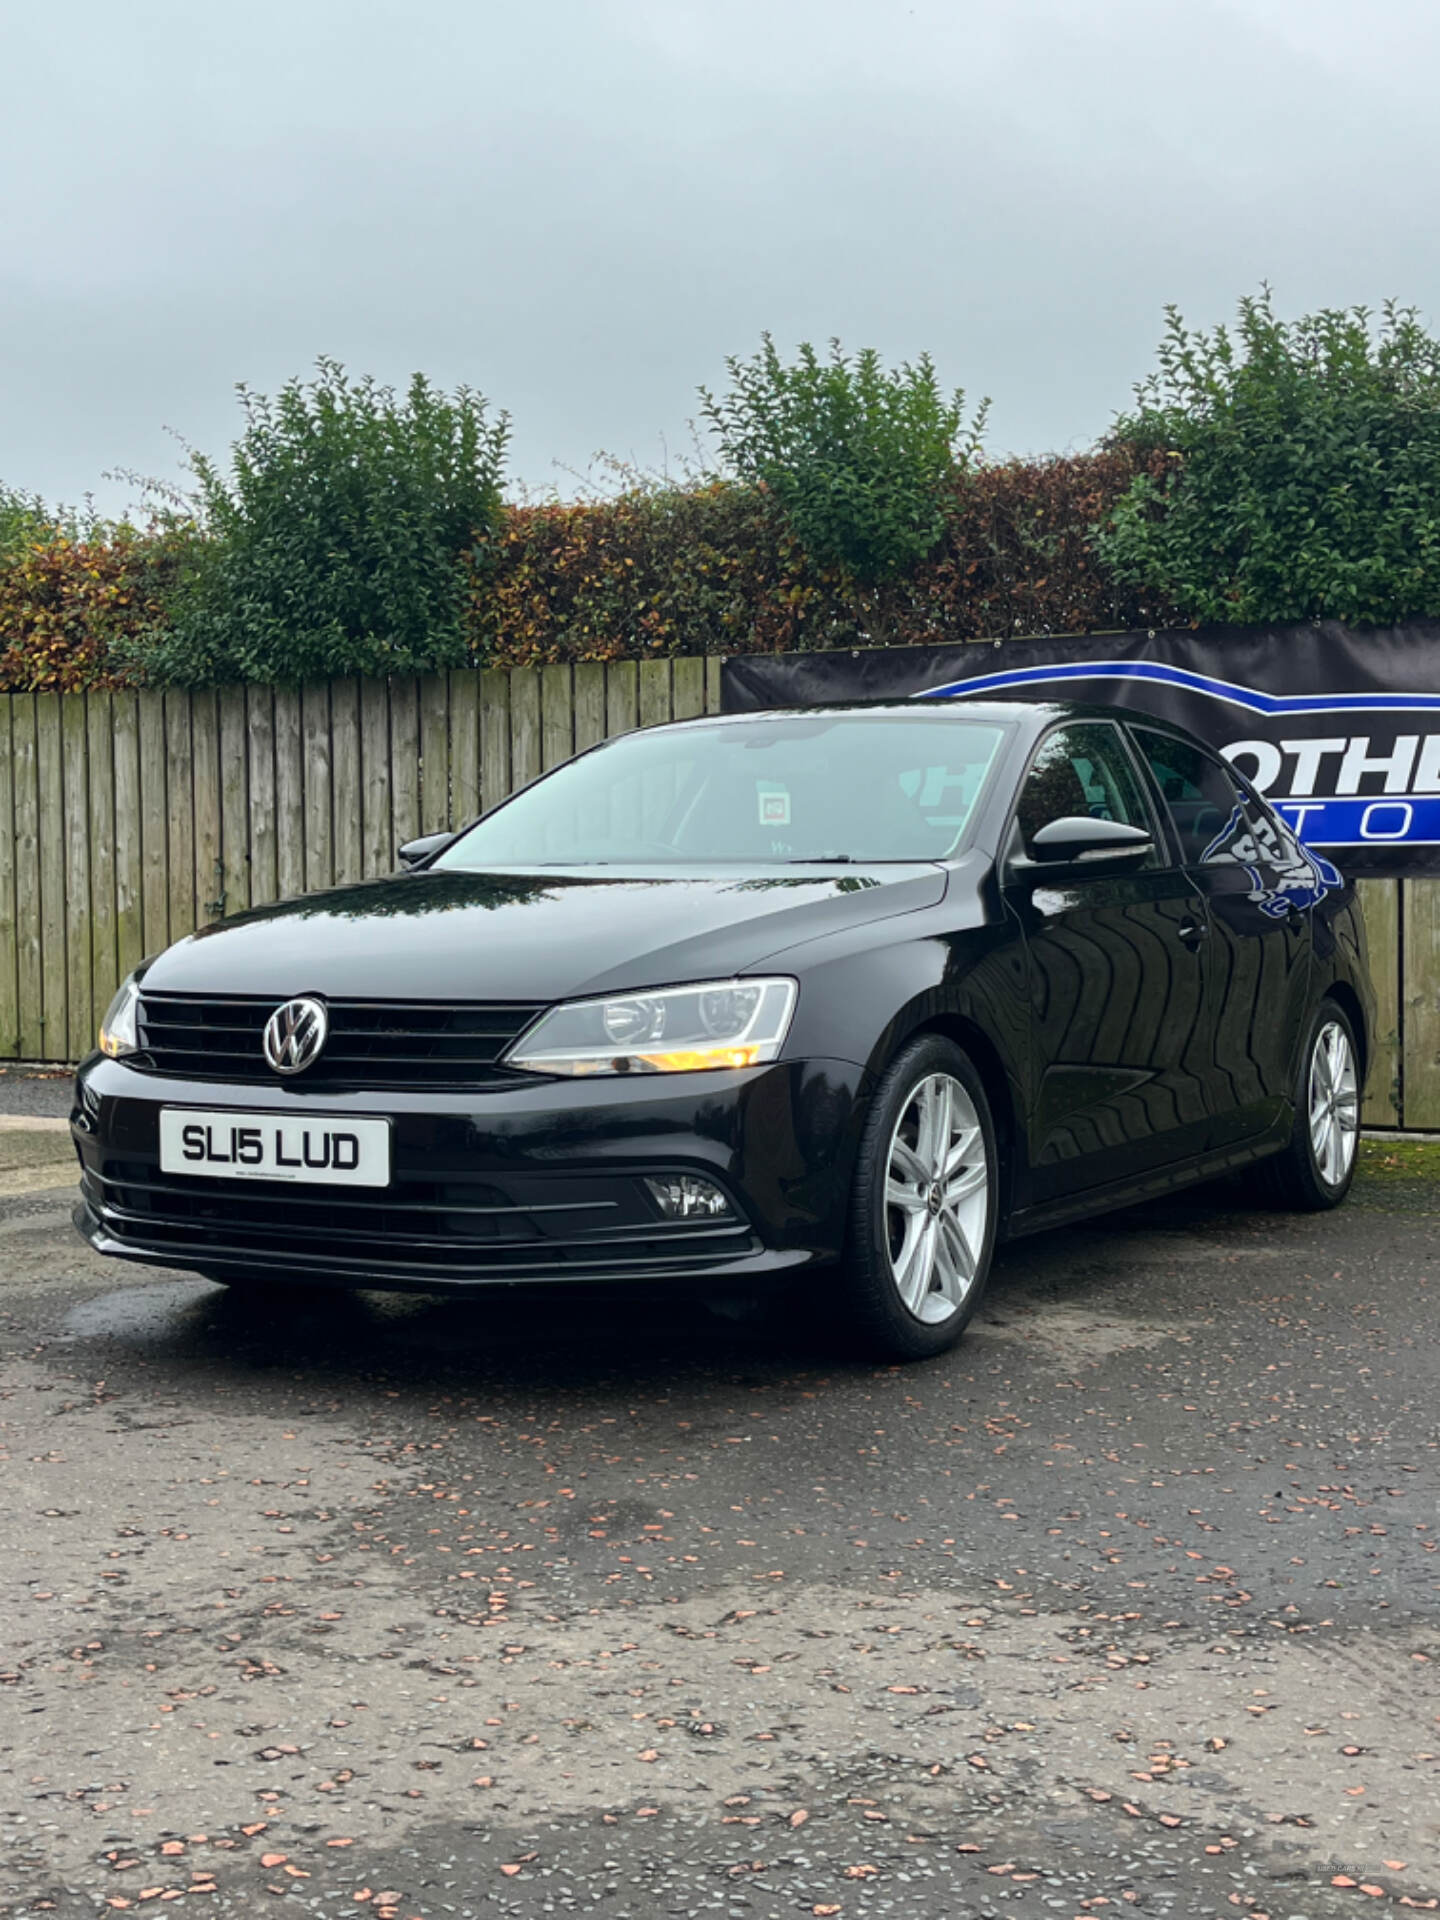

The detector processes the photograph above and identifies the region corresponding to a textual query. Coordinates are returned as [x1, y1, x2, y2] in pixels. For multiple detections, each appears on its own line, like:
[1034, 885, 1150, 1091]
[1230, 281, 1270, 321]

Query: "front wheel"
[835, 1035, 999, 1360]
[1254, 1000, 1361, 1210]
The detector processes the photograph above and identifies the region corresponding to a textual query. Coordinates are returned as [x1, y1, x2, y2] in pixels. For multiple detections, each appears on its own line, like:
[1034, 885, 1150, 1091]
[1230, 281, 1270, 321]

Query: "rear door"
[1129, 726, 1312, 1150]
[1004, 721, 1211, 1204]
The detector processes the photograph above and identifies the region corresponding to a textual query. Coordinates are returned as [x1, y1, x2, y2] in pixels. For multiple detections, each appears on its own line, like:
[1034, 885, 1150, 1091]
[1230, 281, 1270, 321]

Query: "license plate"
[158, 1109, 391, 1187]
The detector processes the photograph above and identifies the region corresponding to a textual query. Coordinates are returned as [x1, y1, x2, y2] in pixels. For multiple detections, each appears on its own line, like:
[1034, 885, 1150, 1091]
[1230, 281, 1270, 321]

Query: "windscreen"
[434, 714, 1009, 868]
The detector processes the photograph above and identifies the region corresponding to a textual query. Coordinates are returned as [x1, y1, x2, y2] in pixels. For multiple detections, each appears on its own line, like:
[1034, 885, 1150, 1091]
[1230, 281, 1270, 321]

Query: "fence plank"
[510, 668, 541, 790]
[62, 696, 92, 1055]
[390, 678, 421, 851]
[1402, 878, 1440, 1130]
[605, 661, 638, 739]
[672, 655, 705, 720]
[638, 659, 672, 730]
[449, 671, 480, 824]
[246, 686, 278, 907]
[1356, 879, 1402, 1126]
[85, 692, 119, 1027]
[217, 686, 250, 919]
[137, 690, 169, 956]
[191, 689, 222, 929]
[418, 673, 450, 833]
[112, 693, 144, 979]
[36, 695, 68, 1059]
[11, 697, 41, 1058]
[479, 670, 511, 811]
[302, 681, 333, 893]
[705, 656, 724, 713]
[0, 700, 17, 1056]
[541, 664, 574, 771]
[360, 676, 392, 878]
[273, 685, 305, 900]
[330, 678, 363, 885]
[573, 662, 607, 753]
[165, 690, 196, 940]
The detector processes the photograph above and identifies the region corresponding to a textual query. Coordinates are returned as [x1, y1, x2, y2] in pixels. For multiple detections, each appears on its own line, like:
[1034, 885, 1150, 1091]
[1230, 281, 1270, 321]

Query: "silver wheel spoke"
[886, 1177, 927, 1213]
[942, 1125, 981, 1182]
[935, 1209, 976, 1299]
[896, 1217, 937, 1313]
[917, 1077, 952, 1172]
[890, 1139, 928, 1187]
[945, 1161, 988, 1206]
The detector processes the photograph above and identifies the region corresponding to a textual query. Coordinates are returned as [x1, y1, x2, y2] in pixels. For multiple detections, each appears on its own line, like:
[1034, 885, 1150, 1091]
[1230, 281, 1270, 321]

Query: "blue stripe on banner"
[1269, 795, 1440, 846]
[916, 660, 1440, 716]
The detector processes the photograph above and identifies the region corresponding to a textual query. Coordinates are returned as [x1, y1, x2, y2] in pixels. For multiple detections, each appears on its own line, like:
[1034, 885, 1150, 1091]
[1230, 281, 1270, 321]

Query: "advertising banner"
[721, 621, 1440, 877]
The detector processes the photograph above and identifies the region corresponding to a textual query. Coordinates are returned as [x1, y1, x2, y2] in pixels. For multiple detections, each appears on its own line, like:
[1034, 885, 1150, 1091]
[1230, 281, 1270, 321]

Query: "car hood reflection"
[144, 865, 950, 1002]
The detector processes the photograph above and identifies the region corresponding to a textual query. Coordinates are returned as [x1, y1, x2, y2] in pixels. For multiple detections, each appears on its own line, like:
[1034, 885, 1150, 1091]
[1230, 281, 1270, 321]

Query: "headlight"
[505, 978, 797, 1077]
[98, 976, 142, 1058]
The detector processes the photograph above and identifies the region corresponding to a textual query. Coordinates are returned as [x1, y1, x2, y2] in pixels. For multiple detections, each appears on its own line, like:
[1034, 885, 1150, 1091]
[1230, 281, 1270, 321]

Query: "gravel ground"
[0, 1129, 1436, 1920]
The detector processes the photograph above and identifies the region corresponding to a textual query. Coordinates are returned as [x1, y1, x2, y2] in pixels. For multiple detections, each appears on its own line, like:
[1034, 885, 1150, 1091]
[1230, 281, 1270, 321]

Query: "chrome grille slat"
[133, 992, 545, 1089]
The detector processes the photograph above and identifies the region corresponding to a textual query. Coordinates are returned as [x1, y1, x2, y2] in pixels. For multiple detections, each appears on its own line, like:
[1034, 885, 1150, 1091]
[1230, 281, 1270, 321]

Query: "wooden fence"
[0, 658, 1434, 1130]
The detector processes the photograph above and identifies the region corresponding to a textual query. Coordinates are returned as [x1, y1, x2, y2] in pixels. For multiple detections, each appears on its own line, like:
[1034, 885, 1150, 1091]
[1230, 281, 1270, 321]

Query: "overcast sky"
[5, 0, 1439, 514]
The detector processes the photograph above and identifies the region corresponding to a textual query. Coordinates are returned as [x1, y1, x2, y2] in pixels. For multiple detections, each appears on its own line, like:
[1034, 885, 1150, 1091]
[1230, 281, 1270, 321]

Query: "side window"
[1132, 729, 1265, 867]
[1014, 723, 1156, 859]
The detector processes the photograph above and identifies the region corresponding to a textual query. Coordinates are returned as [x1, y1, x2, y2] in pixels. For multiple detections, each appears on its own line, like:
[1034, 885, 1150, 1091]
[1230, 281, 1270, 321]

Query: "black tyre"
[835, 1034, 999, 1360]
[1253, 999, 1362, 1211]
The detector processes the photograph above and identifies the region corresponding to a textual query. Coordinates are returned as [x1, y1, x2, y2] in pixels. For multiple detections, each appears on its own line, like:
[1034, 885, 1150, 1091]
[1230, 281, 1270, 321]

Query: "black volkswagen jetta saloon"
[73, 699, 1374, 1360]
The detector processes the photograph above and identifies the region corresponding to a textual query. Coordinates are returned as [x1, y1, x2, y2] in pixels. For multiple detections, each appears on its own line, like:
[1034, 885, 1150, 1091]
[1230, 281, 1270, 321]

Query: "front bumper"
[71, 1055, 870, 1292]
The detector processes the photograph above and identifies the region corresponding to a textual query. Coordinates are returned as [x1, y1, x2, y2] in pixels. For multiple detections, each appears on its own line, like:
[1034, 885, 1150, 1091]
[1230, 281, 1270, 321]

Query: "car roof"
[650, 695, 1190, 733]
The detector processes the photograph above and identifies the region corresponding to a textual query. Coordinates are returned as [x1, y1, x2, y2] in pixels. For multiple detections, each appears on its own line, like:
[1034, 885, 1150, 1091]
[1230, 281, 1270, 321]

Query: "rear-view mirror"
[1021, 815, 1154, 870]
[397, 831, 456, 869]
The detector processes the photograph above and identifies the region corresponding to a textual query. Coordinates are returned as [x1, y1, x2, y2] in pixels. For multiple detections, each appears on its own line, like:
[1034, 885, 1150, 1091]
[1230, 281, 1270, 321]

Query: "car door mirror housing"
[1018, 816, 1154, 871]
[397, 831, 456, 869]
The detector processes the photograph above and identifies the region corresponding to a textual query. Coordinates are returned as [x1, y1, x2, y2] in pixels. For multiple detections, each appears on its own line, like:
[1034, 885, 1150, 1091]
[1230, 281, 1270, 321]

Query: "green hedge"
[6, 295, 1440, 691]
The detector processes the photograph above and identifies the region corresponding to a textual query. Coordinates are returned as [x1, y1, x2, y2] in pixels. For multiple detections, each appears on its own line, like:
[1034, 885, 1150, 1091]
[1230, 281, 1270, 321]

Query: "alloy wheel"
[1308, 1019, 1359, 1187]
[883, 1072, 989, 1323]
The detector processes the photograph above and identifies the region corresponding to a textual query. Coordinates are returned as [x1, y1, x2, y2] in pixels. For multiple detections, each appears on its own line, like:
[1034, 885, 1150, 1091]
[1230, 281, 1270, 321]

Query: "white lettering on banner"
[1279, 738, 1347, 796]
[1416, 736, 1440, 793]
[1360, 801, 1414, 839]
[1223, 733, 1440, 800]
[1221, 740, 1283, 789]
[1336, 735, 1419, 794]
[1280, 803, 1325, 835]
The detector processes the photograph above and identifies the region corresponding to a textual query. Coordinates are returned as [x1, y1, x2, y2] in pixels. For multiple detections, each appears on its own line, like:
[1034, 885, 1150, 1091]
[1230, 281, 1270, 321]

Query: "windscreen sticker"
[757, 783, 791, 827]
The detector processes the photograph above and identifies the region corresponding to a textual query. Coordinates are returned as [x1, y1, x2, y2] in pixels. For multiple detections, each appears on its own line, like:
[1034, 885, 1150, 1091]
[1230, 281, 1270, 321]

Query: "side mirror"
[1018, 815, 1154, 871]
[397, 831, 456, 870]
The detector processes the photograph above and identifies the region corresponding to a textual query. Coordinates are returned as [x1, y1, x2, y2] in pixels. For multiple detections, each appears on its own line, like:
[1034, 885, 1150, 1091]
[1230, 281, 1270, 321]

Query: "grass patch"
[1353, 1137, 1440, 1209]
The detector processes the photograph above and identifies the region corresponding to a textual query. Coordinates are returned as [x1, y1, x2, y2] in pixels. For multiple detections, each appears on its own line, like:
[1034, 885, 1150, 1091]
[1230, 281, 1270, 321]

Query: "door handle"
[1178, 918, 1209, 947]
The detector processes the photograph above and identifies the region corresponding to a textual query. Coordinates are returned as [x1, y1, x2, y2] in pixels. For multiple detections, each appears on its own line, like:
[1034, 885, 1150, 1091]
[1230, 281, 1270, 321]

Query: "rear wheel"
[835, 1035, 999, 1360]
[1254, 1000, 1361, 1210]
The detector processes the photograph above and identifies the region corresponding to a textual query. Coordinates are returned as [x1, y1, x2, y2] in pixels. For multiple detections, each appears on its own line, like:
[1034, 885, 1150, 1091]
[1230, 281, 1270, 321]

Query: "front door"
[1129, 727, 1312, 1150]
[1005, 722, 1211, 1205]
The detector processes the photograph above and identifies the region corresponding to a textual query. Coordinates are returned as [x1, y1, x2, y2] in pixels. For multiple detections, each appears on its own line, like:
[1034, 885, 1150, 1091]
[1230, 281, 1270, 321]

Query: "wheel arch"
[1320, 978, 1369, 1085]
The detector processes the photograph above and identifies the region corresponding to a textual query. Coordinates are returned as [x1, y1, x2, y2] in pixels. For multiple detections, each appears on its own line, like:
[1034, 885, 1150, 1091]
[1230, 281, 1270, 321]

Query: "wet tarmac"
[1, 1135, 1437, 1918]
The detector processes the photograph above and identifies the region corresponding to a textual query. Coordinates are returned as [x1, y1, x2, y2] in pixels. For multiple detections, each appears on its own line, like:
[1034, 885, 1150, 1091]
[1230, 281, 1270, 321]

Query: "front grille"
[81, 1162, 756, 1282]
[134, 994, 545, 1089]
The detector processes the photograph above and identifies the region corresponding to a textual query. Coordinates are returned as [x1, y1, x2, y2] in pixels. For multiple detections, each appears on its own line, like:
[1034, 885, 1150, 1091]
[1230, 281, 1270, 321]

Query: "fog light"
[644, 1174, 733, 1220]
